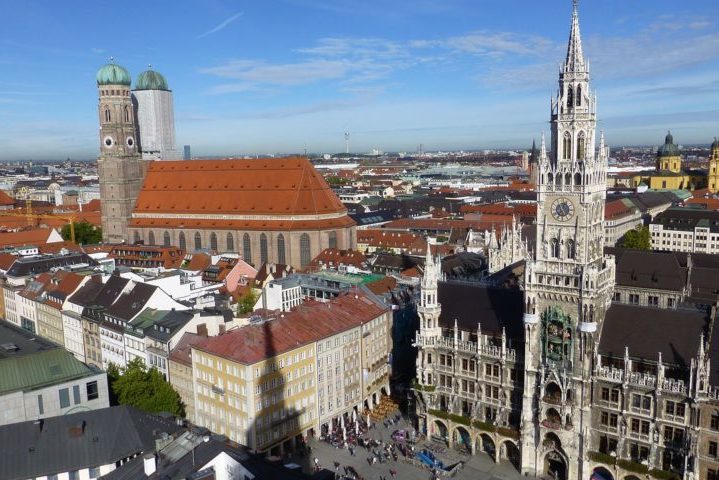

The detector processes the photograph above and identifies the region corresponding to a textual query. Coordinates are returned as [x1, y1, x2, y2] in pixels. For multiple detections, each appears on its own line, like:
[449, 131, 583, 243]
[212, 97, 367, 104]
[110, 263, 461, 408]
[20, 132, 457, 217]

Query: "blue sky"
[1, 0, 719, 160]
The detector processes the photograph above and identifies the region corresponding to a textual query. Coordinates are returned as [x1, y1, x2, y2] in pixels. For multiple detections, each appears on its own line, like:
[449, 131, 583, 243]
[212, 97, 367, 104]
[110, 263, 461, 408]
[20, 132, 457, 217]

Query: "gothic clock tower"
[520, 2, 615, 478]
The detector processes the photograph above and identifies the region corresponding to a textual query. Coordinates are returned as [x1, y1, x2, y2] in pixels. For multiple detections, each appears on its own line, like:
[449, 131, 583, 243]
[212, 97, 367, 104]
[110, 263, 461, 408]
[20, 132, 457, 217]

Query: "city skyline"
[1, 0, 719, 160]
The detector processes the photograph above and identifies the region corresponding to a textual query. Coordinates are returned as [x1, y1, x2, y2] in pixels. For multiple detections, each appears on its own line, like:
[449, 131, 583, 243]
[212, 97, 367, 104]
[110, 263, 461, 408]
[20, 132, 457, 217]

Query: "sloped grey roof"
[0, 405, 181, 480]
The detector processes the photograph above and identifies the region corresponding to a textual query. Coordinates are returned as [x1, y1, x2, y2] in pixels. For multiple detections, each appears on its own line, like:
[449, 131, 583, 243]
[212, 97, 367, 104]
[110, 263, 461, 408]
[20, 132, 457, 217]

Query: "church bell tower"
[520, 2, 615, 478]
[96, 60, 147, 244]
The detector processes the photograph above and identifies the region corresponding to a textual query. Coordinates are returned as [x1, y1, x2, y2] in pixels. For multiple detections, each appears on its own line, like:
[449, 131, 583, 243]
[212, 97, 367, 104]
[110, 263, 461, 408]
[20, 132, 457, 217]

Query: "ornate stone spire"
[565, 0, 586, 73]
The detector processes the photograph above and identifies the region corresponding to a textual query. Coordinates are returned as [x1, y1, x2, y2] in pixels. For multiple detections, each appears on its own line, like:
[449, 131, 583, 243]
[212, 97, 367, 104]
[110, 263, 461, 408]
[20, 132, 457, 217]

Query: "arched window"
[550, 238, 560, 258]
[300, 233, 311, 267]
[210, 232, 218, 252]
[556, 173, 562, 187]
[260, 233, 268, 264]
[243, 233, 252, 264]
[328, 231, 337, 250]
[148, 231, 155, 245]
[133, 231, 140, 244]
[574, 172, 582, 185]
[567, 86, 574, 109]
[123, 106, 130, 123]
[163, 231, 171, 247]
[567, 240, 575, 259]
[194, 232, 202, 251]
[564, 173, 571, 186]
[563, 132, 572, 160]
[577, 132, 585, 160]
[179, 232, 186, 251]
[277, 234, 286, 265]
[104, 107, 111, 123]
[547, 173, 553, 185]
[576, 85, 582, 107]
[226, 233, 234, 252]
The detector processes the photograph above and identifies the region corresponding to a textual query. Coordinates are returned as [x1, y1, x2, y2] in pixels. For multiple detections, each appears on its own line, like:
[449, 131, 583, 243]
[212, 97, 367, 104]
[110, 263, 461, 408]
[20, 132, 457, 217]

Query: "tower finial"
[565, 0, 586, 73]
[109, 56, 115, 64]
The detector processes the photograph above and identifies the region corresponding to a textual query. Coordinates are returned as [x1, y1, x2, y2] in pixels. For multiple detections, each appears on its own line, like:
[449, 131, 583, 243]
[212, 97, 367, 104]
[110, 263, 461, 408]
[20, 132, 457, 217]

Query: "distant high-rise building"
[132, 67, 179, 160]
[96, 61, 147, 243]
[183, 145, 191, 160]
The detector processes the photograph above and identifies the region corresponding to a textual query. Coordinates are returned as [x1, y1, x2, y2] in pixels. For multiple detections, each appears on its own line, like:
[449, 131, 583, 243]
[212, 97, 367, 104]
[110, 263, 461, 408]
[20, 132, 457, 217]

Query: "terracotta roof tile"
[194, 292, 388, 364]
[133, 157, 352, 221]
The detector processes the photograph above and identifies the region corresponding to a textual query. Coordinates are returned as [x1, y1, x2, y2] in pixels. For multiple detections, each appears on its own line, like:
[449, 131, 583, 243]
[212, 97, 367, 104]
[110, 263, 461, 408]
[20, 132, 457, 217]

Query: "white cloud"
[197, 11, 244, 39]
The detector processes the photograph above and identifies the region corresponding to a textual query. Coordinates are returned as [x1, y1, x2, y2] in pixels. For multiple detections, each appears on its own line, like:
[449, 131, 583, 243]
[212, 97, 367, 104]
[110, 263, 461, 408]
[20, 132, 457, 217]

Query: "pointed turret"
[565, 0, 586, 73]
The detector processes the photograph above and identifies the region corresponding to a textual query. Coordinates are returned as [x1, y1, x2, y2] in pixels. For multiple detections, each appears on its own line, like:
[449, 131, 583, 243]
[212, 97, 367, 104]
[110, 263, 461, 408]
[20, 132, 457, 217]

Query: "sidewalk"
[306, 413, 536, 480]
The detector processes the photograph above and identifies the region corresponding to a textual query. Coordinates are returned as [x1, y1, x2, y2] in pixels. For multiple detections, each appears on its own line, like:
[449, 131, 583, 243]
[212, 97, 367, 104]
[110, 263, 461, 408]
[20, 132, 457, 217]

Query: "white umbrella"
[355, 420, 359, 435]
[341, 415, 345, 429]
[343, 427, 347, 441]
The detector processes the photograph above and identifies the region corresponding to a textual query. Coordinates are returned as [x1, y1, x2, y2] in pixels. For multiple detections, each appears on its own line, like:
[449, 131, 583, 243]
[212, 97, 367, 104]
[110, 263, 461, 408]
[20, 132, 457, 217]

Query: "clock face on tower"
[551, 197, 575, 222]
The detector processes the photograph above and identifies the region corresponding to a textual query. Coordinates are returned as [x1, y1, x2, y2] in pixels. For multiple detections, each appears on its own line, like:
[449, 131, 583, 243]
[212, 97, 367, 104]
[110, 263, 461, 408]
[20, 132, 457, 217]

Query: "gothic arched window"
[300, 233, 311, 267]
[328, 231, 337, 250]
[547, 173, 553, 185]
[260, 233, 268, 264]
[243, 233, 252, 264]
[123, 106, 130, 123]
[194, 232, 202, 251]
[574, 172, 582, 186]
[163, 231, 171, 247]
[564, 173, 571, 186]
[576, 85, 582, 107]
[577, 132, 586, 160]
[179, 232, 186, 251]
[550, 238, 560, 258]
[210, 232, 218, 252]
[104, 107, 111, 123]
[563, 132, 572, 160]
[567, 86, 574, 109]
[567, 240, 575, 259]
[148, 231, 155, 245]
[226, 233, 234, 252]
[277, 234, 286, 265]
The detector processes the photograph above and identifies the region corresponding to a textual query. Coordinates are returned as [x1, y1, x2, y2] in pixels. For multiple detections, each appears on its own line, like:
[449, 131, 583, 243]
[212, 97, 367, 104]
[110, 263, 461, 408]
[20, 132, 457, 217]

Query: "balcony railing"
[416, 334, 517, 361]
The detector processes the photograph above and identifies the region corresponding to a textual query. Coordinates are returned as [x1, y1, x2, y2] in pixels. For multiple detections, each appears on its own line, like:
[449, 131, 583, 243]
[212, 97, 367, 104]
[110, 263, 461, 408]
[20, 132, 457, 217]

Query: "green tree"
[108, 358, 185, 416]
[619, 225, 651, 250]
[237, 289, 259, 315]
[61, 220, 102, 245]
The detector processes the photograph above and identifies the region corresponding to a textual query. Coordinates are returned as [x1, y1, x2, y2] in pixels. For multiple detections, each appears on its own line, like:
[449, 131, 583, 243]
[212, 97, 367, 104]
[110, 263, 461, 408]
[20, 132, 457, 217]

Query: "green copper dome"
[96, 62, 131, 86]
[135, 68, 169, 91]
[658, 131, 680, 157]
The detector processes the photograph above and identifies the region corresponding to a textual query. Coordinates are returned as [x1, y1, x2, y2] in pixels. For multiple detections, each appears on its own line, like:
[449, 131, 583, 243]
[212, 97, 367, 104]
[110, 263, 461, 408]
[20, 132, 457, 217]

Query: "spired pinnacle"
[565, 0, 586, 73]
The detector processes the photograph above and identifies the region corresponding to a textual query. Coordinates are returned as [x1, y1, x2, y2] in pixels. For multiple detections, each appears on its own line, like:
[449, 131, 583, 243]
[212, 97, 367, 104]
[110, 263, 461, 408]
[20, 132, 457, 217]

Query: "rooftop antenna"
[344, 129, 350, 154]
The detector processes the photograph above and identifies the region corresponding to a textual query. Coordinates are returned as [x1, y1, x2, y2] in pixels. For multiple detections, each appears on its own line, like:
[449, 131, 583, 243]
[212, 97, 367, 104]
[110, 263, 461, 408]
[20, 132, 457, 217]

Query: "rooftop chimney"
[143, 453, 156, 476]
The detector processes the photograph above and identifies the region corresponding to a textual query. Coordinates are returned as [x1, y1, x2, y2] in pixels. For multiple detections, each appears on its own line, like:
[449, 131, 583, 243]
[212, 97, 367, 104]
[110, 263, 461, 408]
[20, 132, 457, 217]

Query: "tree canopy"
[107, 358, 184, 416]
[619, 225, 651, 250]
[237, 286, 259, 315]
[61, 220, 102, 245]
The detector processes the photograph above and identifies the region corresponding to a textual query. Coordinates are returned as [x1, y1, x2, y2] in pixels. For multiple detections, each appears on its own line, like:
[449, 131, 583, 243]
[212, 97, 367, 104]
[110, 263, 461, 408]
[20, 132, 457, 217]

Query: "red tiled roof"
[185, 253, 211, 271]
[133, 157, 352, 221]
[357, 230, 422, 248]
[308, 248, 367, 269]
[194, 291, 388, 365]
[365, 276, 397, 295]
[169, 332, 204, 367]
[0, 228, 58, 248]
[604, 199, 637, 219]
[110, 244, 185, 269]
[0, 190, 15, 206]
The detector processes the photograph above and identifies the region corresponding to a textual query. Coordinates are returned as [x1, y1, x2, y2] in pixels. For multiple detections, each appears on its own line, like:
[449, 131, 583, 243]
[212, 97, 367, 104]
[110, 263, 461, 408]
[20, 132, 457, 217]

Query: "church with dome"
[630, 131, 715, 191]
[95, 62, 357, 266]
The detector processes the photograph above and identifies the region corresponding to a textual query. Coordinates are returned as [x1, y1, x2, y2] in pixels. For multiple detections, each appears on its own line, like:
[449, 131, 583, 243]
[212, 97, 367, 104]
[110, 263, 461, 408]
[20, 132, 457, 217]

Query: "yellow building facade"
[708, 138, 719, 193]
[631, 132, 707, 191]
[191, 342, 316, 454]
